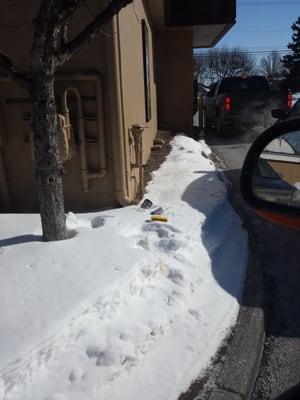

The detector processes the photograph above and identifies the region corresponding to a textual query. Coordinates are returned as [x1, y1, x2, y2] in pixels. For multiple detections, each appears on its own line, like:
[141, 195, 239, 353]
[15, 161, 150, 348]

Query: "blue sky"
[215, 0, 299, 58]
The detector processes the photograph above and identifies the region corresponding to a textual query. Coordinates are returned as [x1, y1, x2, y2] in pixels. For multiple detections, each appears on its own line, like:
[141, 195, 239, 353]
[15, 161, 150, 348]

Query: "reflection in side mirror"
[271, 108, 287, 120]
[252, 130, 300, 207]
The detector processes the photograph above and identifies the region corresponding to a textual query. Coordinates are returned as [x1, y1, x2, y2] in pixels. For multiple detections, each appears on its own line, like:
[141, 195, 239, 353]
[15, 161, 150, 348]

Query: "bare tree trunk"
[31, 71, 67, 241]
[0, 0, 134, 242]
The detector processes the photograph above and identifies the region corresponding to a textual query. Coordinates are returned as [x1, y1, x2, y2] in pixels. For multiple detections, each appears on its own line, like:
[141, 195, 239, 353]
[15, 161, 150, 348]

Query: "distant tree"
[259, 50, 284, 79]
[0, 0, 132, 242]
[194, 54, 208, 83]
[282, 16, 300, 92]
[195, 47, 256, 86]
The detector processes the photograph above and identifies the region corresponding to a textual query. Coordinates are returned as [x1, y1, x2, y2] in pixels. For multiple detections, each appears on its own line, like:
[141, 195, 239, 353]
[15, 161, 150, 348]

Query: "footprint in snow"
[69, 367, 85, 382]
[120, 355, 137, 368]
[140, 266, 157, 280]
[139, 224, 183, 254]
[189, 309, 203, 321]
[158, 238, 182, 252]
[166, 290, 183, 306]
[167, 269, 184, 284]
[119, 332, 131, 341]
[86, 345, 102, 360]
[91, 216, 106, 228]
[86, 346, 117, 367]
[142, 223, 181, 237]
[137, 238, 150, 250]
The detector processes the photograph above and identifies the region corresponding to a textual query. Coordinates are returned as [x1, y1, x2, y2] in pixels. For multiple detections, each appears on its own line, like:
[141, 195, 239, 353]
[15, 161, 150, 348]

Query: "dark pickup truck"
[203, 76, 292, 136]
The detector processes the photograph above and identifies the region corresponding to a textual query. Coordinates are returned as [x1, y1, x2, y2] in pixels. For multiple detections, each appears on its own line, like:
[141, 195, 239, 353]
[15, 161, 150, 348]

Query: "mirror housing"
[240, 118, 300, 229]
[271, 108, 287, 120]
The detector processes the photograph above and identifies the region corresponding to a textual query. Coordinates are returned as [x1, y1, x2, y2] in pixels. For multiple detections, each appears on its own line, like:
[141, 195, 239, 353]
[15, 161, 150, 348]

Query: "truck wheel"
[204, 110, 213, 128]
[216, 116, 226, 136]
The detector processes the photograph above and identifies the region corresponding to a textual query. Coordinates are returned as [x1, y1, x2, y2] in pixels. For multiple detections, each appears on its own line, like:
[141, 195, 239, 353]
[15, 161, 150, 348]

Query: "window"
[142, 20, 151, 122]
[218, 77, 270, 93]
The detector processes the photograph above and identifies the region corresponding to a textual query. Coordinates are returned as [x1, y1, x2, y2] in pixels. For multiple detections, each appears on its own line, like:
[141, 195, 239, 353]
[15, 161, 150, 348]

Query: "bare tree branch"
[56, 0, 133, 66]
[53, 0, 86, 24]
[0, 50, 29, 88]
[195, 47, 256, 86]
[259, 50, 284, 79]
[32, 0, 85, 65]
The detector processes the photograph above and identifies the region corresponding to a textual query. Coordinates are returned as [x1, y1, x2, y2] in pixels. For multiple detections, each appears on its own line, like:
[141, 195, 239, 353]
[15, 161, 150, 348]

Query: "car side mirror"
[240, 118, 300, 229]
[271, 108, 287, 120]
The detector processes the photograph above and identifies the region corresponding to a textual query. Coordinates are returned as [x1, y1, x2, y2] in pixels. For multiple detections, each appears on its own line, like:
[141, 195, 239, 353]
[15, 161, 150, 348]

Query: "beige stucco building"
[0, 0, 235, 212]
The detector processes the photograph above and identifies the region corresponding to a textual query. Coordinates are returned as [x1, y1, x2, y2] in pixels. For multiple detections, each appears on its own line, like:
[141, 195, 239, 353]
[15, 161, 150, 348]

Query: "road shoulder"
[209, 164, 265, 400]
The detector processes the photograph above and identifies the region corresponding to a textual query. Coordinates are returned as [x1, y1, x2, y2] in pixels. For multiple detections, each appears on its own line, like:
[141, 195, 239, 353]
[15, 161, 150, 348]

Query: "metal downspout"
[0, 101, 10, 210]
[131, 124, 144, 198]
[95, 79, 107, 179]
[112, 15, 133, 206]
[0, 149, 10, 210]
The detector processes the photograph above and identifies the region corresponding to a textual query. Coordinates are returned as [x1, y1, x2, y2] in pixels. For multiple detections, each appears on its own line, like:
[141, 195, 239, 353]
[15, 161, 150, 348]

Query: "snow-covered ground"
[0, 136, 248, 400]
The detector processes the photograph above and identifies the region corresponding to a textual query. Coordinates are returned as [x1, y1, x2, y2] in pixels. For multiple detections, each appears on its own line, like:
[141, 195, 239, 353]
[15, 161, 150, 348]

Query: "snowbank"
[0, 135, 248, 400]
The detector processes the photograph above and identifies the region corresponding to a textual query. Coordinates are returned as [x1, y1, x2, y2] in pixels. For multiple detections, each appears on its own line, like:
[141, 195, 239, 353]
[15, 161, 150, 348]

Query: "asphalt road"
[203, 126, 300, 400]
[203, 126, 262, 170]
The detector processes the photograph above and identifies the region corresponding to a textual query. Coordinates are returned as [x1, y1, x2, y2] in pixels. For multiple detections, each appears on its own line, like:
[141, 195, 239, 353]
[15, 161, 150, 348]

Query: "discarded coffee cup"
[150, 207, 164, 215]
[140, 199, 153, 209]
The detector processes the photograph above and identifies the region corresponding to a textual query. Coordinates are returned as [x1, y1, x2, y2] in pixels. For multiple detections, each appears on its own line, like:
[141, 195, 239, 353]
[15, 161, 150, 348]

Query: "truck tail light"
[224, 96, 231, 111]
[287, 92, 292, 109]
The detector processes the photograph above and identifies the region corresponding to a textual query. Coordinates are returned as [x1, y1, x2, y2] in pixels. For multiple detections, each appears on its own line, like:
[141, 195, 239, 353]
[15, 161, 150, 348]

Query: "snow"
[0, 135, 248, 400]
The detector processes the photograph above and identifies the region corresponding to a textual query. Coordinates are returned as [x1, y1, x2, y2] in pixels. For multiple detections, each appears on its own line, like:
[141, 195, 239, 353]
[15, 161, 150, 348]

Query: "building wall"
[117, 0, 158, 196]
[269, 160, 300, 186]
[55, 0, 117, 211]
[154, 29, 194, 133]
[0, 0, 158, 212]
[0, 0, 38, 212]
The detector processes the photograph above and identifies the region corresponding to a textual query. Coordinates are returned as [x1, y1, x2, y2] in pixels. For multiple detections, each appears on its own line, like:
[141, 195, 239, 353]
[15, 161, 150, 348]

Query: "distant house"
[0, 0, 236, 212]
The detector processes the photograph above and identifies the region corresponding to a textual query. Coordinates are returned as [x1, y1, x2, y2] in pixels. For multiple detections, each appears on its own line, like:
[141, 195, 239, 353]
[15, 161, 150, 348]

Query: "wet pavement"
[203, 126, 300, 400]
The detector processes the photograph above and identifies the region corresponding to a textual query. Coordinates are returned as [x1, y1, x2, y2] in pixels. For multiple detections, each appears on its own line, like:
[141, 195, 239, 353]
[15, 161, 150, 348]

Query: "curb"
[209, 170, 265, 400]
[209, 250, 264, 400]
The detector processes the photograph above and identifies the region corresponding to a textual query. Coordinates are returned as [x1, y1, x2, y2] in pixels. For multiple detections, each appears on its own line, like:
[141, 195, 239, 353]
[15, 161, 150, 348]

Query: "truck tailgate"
[227, 89, 279, 112]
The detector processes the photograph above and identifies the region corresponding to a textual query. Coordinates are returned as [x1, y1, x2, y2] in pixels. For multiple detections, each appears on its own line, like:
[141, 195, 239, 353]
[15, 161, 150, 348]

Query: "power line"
[239, 1, 299, 5]
[195, 47, 291, 52]
[194, 49, 292, 57]
[195, 45, 292, 51]
[237, 30, 290, 33]
[196, 45, 292, 51]
[195, 51, 291, 56]
[217, 45, 289, 50]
